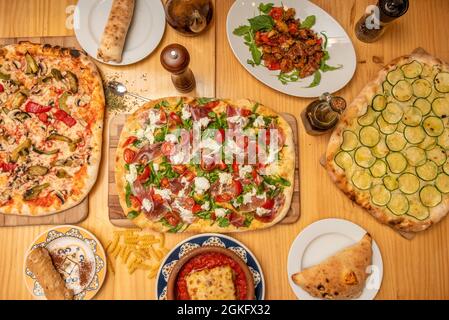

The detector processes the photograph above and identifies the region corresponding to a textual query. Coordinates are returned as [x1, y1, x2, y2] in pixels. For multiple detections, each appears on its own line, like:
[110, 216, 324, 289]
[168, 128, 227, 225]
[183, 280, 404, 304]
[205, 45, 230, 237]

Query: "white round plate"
[287, 218, 383, 300]
[155, 233, 265, 300]
[74, 0, 166, 66]
[226, 0, 356, 97]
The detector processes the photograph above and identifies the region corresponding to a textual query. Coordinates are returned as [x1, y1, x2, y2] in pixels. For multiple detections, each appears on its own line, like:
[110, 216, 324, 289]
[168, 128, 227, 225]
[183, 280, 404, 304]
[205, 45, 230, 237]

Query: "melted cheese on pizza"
[185, 266, 236, 300]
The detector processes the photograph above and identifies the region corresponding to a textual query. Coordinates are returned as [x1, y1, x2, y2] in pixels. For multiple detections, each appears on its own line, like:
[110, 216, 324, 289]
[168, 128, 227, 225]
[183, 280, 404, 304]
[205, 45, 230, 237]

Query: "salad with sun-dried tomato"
[233, 3, 341, 87]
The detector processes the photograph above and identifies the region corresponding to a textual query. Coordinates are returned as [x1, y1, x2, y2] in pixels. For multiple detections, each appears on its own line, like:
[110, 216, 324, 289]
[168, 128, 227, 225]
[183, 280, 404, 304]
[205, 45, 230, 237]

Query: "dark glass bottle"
[164, 0, 214, 36]
[301, 93, 347, 136]
[355, 0, 409, 43]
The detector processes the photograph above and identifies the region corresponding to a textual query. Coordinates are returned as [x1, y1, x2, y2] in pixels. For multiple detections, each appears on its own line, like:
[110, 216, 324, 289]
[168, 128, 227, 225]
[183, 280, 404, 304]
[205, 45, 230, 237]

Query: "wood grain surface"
[107, 112, 300, 227]
[0, 0, 449, 300]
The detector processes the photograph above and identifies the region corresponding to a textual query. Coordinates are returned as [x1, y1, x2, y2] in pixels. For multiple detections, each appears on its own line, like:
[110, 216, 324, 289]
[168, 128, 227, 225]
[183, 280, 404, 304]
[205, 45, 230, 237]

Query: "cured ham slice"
[133, 143, 162, 163]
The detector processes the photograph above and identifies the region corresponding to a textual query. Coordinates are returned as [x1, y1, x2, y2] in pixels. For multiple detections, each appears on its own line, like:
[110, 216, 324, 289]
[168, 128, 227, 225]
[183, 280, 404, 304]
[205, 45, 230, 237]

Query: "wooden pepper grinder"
[160, 44, 196, 93]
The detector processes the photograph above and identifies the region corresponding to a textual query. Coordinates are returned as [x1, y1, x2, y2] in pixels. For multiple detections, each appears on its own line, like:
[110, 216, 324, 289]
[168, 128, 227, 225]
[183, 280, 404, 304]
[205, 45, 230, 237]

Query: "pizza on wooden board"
[115, 97, 295, 233]
[0, 42, 105, 216]
[326, 49, 449, 234]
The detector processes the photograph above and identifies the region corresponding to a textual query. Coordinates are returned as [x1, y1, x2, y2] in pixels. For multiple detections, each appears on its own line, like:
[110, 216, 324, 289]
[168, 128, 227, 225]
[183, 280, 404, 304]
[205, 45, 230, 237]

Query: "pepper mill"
[160, 44, 196, 93]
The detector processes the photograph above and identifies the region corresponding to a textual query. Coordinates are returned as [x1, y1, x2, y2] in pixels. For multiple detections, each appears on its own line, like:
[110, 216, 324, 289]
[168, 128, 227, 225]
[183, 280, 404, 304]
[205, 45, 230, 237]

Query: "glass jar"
[164, 0, 214, 36]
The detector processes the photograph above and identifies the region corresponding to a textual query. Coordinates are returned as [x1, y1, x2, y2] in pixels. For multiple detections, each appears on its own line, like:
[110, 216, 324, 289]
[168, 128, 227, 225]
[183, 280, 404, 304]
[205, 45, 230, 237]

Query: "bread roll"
[97, 0, 135, 63]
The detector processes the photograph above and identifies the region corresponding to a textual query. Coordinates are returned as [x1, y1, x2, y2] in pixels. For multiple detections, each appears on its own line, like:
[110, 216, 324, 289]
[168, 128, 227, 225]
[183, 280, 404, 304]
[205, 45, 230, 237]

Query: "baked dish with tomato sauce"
[166, 247, 255, 300]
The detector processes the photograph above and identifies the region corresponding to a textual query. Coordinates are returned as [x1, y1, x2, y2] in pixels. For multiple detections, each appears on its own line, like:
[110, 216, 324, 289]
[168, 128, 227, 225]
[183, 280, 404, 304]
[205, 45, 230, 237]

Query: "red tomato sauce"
[176, 252, 248, 300]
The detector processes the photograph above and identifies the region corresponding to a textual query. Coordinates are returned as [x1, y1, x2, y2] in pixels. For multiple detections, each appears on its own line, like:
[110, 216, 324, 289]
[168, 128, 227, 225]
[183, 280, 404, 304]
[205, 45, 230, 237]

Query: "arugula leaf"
[320, 31, 329, 49]
[258, 2, 274, 14]
[244, 214, 254, 227]
[277, 70, 300, 85]
[252, 102, 260, 113]
[264, 175, 291, 187]
[248, 15, 274, 31]
[217, 217, 230, 228]
[321, 63, 343, 72]
[197, 97, 216, 105]
[300, 15, 316, 29]
[249, 43, 262, 65]
[127, 210, 139, 220]
[306, 70, 322, 88]
[125, 183, 132, 208]
[233, 25, 251, 36]
[160, 218, 185, 233]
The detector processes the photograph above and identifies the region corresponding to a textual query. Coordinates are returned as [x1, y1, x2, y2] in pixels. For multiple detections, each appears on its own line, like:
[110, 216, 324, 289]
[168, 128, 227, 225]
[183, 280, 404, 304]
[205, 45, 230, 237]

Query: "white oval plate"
[74, 0, 166, 66]
[226, 0, 356, 97]
[287, 218, 383, 300]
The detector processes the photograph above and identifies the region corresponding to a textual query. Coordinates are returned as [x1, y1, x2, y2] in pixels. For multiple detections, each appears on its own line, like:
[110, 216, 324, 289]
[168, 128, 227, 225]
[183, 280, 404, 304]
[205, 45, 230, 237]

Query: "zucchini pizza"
[0, 42, 104, 215]
[115, 97, 295, 233]
[326, 49, 449, 234]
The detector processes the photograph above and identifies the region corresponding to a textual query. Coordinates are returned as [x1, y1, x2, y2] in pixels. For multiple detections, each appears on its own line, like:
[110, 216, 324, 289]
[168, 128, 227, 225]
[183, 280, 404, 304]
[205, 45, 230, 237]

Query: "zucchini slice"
[382, 103, 403, 124]
[377, 116, 397, 134]
[335, 151, 353, 170]
[414, 98, 432, 115]
[434, 72, 449, 93]
[386, 152, 408, 174]
[387, 193, 409, 216]
[436, 173, 449, 193]
[392, 80, 413, 102]
[426, 145, 447, 166]
[383, 175, 399, 191]
[423, 116, 444, 137]
[403, 146, 427, 167]
[402, 107, 422, 127]
[412, 79, 432, 98]
[421, 63, 433, 78]
[354, 146, 376, 168]
[437, 128, 449, 149]
[407, 201, 430, 221]
[372, 95, 387, 111]
[404, 126, 426, 144]
[359, 126, 380, 147]
[370, 159, 387, 178]
[370, 185, 391, 206]
[431, 97, 449, 118]
[416, 160, 438, 181]
[352, 170, 373, 190]
[401, 60, 423, 79]
[358, 108, 378, 126]
[371, 138, 390, 158]
[418, 135, 437, 150]
[387, 68, 404, 85]
[383, 81, 393, 95]
[396, 122, 406, 133]
[341, 131, 359, 151]
[444, 160, 449, 176]
[386, 132, 407, 151]
[398, 173, 421, 194]
[420, 185, 442, 208]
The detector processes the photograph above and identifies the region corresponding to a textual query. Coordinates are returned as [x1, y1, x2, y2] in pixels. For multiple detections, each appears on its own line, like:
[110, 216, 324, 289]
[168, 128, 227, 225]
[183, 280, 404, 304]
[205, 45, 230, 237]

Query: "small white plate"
[287, 218, 383, 300]
[74, 0, 166, 66]
[226, 0, 356, 97]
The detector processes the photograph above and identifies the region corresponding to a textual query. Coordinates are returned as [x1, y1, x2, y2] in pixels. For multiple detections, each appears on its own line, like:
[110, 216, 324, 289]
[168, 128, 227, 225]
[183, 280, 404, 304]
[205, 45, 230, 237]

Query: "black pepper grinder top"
[160, 44, 196, 93]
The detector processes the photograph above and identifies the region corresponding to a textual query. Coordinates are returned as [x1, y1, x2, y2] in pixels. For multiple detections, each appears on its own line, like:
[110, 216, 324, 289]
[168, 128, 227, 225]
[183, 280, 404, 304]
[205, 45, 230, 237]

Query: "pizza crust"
[115, 97, 295, 233]
[0, 42, 105, 216]
[326, 49, 449, 235]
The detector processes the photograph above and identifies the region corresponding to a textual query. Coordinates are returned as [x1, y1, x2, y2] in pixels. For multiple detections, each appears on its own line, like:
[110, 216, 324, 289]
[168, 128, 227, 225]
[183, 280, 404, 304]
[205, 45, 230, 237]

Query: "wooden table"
[1, 0, 449, 300]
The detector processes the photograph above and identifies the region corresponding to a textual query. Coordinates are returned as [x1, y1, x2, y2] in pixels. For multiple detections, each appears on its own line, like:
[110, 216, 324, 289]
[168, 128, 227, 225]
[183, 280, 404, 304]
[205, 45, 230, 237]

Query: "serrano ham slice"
[133, 143, 162, 163]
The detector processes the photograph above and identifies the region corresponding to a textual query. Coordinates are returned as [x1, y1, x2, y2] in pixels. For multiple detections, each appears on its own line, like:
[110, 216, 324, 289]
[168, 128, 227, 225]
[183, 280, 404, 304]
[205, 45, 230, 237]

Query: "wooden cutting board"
[108, 113, 301, 228]
[0, 36, 88, 227]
